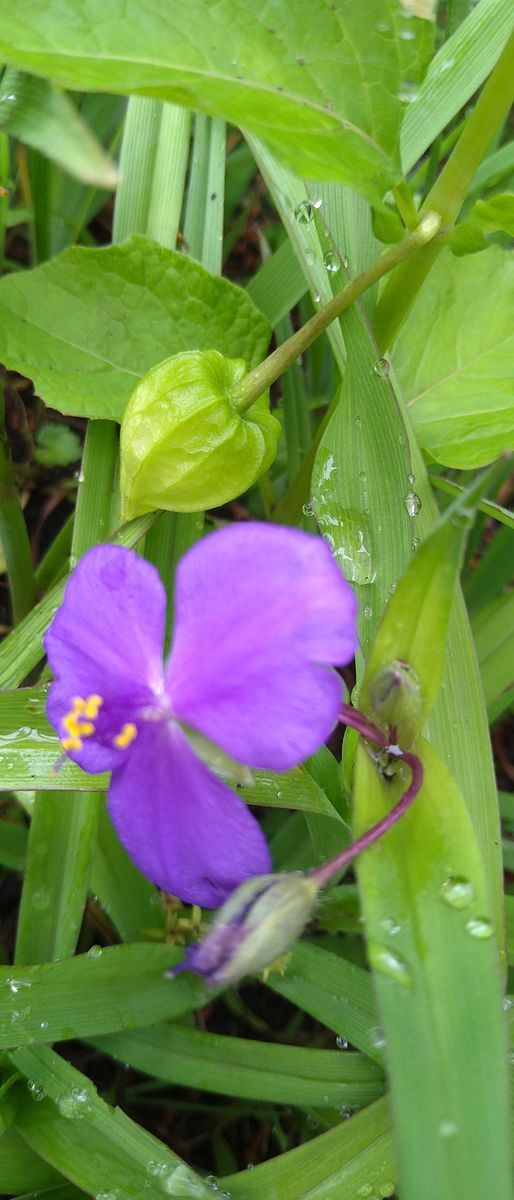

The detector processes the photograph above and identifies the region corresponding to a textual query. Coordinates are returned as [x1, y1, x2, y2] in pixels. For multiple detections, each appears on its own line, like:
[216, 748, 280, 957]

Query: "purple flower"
[44, 523, 357, 907]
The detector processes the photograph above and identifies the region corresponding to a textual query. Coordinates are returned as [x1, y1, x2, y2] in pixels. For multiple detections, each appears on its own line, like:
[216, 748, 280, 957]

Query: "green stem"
[0, 384, 36, 624]
[232, 213, 441, 411]
[374, 28, 514, 351]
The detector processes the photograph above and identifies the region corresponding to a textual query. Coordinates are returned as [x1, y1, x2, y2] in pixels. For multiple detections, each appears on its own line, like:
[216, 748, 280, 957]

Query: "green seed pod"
[120, 350, 280, 517]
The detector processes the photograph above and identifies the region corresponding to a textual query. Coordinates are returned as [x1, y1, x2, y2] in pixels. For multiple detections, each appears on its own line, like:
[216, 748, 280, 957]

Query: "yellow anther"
[61, 735, 83, 752]
[113, 722, 138, 749]
[60, 693, 104, 754]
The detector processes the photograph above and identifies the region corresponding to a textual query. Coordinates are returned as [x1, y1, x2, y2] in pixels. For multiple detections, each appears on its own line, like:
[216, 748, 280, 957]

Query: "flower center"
[61, 694, 138, 753]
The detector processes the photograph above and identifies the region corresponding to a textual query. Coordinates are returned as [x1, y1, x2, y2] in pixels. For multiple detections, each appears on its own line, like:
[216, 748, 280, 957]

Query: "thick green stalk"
[0, 384, 36, 624]
[374, 28, 514, 350]
[232, 213, 440, 411]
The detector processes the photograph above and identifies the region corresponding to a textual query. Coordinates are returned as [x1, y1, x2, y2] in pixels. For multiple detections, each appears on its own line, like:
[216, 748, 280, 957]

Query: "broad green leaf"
[9, 1046, 212, 1199]
[449, 192, 514, 254]
[354, 738, 510, 1200]
[0, 0, 433, 203]
[90, 1023, 384, 1108]
[0, 945, 208, 1047]
[15, 791, 102, 965]
[473, 589, 514, 708]
[0, 69, 119, 187]
[400, 0, 514, 171]
[224, 1095, 395, 1200]
[0, 236, 270, 421]
[392, 247, 514, 468]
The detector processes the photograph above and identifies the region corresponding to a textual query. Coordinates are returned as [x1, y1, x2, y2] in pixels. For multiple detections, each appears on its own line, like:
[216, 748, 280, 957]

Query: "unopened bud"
[170, 872, 319, 988]
[368, 659, 423, 747]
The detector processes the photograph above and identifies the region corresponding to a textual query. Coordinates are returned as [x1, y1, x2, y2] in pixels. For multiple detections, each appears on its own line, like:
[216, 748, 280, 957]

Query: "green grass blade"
[89, 804, 164, 943]
[89, 1023, 384, 1109]
[355, 739, 510, 1200]
[14, 791, 102, 964]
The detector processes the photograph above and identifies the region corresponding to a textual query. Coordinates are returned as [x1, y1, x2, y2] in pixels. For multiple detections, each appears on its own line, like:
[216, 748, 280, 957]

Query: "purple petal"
[44, 545, 167, 772]
[166, 524, 357, 770]
[107, 722, 271, 906]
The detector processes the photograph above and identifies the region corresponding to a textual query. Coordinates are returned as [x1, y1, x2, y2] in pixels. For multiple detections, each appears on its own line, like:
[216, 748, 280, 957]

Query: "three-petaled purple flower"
[44, 523, 357, 907]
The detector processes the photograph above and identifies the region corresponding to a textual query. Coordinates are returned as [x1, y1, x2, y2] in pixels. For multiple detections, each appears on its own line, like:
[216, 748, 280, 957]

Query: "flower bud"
[170, 872, 320, 988]
[368, 659, 423, 747]
[120, 350, 280, 518]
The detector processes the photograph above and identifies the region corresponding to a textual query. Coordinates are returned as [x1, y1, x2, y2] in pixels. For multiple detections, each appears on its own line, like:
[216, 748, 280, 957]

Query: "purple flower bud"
[171, 873, 320, 988]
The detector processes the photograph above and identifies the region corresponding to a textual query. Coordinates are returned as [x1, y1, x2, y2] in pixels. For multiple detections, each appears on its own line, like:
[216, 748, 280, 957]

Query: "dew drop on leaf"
[373, 357, 390, 378]
[440, 876, 475, 909]
[466, 917, 493, 940]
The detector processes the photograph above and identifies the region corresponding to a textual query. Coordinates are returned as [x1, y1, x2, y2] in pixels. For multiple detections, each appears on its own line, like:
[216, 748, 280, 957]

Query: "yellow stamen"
[114, 722, 138, 749]
[60, 694, 104, 753]
[61, 735, 83, 752]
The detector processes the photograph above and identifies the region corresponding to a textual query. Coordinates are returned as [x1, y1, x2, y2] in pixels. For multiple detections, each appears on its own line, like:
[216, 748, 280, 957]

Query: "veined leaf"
[0, 236, 270, 421]
[0, 0, 433, 203]
[392, 247, 514, 468]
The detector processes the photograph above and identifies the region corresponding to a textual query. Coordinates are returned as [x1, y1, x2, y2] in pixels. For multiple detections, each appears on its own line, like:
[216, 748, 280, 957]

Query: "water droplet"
[323, 250, 340, 273]
[411, 537, 420, 551]
[407, 473, 415, 486]
[87, 944, 103, 958]
[363, 605, 373, 621]
[69, 553, 78, 570]
[27, 1079, 45, 1102]
[399, 28, 416, 38]
[355, 416, 362, 428]
[379, 1184, 395, 1198]
[368, 943, 412, 988]
[302, 502, 314, 517]
[370, 1025, 387, 1050]
[313, 292, 321, 304]
[439, 1120, 458, 1138]
[379, 916, 401, 936]
[373, 357, 390, 378]
[437, 56, 455, 74]
[26, 696, 42, 713]
[397, 80, 419, 103]
[376, 20, 391, 32]
[1, 93, 17, 103]
[440, 876, 475, 910]
[357, 1185, 373, 1198]
[405, 491, 421, 517]
[336, 1035, 349, 1049]
[57, 1086, 92, 1119]
[466, 917, 493, 940]
[205, 1176, 219, 1191]
[503, 996, 514, 1012]
[148, 1162, 168, 1178]
[96, 1192, 118, 1200]
[40, 1019, 49, 1032]
[294, 198, 321, 224]
[32, 886, 51, 912]
[6, 976, 31, 994]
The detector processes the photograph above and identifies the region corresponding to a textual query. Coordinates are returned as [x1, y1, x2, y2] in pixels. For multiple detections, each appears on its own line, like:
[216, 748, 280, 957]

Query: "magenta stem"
[310, 709, 424, 889]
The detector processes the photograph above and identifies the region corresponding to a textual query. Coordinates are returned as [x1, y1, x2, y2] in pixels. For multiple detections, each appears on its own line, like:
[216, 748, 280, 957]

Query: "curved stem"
[311, 749, 423, 889]
[231, 213, 441, 411]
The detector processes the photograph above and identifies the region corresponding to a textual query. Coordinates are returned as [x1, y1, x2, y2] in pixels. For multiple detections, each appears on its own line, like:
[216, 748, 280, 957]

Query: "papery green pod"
[120, 350, 280, 517]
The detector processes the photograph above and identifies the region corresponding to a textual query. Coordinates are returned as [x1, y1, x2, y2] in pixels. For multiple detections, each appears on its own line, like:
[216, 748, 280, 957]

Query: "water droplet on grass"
[57, 1086, 92, 1119]
[373, 357, 390, 377]
[294, 198, 321, 224]
[466, 917, 493, 940]
[405, 491, 421, 517]
[368, 943, 412, 987]
[440, 877, 475, 909]
[439, 1120, 458, 1137]
[397, 80, 419, 103]
[323, 250, 340, 273]
[87, 944, 103, 958]
[27, 1079, 45, 1102]
[336, 1035, 349, 1049]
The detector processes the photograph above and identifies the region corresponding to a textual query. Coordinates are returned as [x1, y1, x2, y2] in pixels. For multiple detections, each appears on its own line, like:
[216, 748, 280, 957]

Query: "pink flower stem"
[310, 707, 423, 890]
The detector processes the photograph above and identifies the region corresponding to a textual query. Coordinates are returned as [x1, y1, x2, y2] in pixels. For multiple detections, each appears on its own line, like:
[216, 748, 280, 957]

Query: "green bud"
[368, 659, 424, 747]
[175, 873, 320, 988]
[120, 350, 280, 517]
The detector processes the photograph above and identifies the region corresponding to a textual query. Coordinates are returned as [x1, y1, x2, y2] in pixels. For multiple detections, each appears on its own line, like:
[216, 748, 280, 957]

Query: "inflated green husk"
[120, 349, 280, 516]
